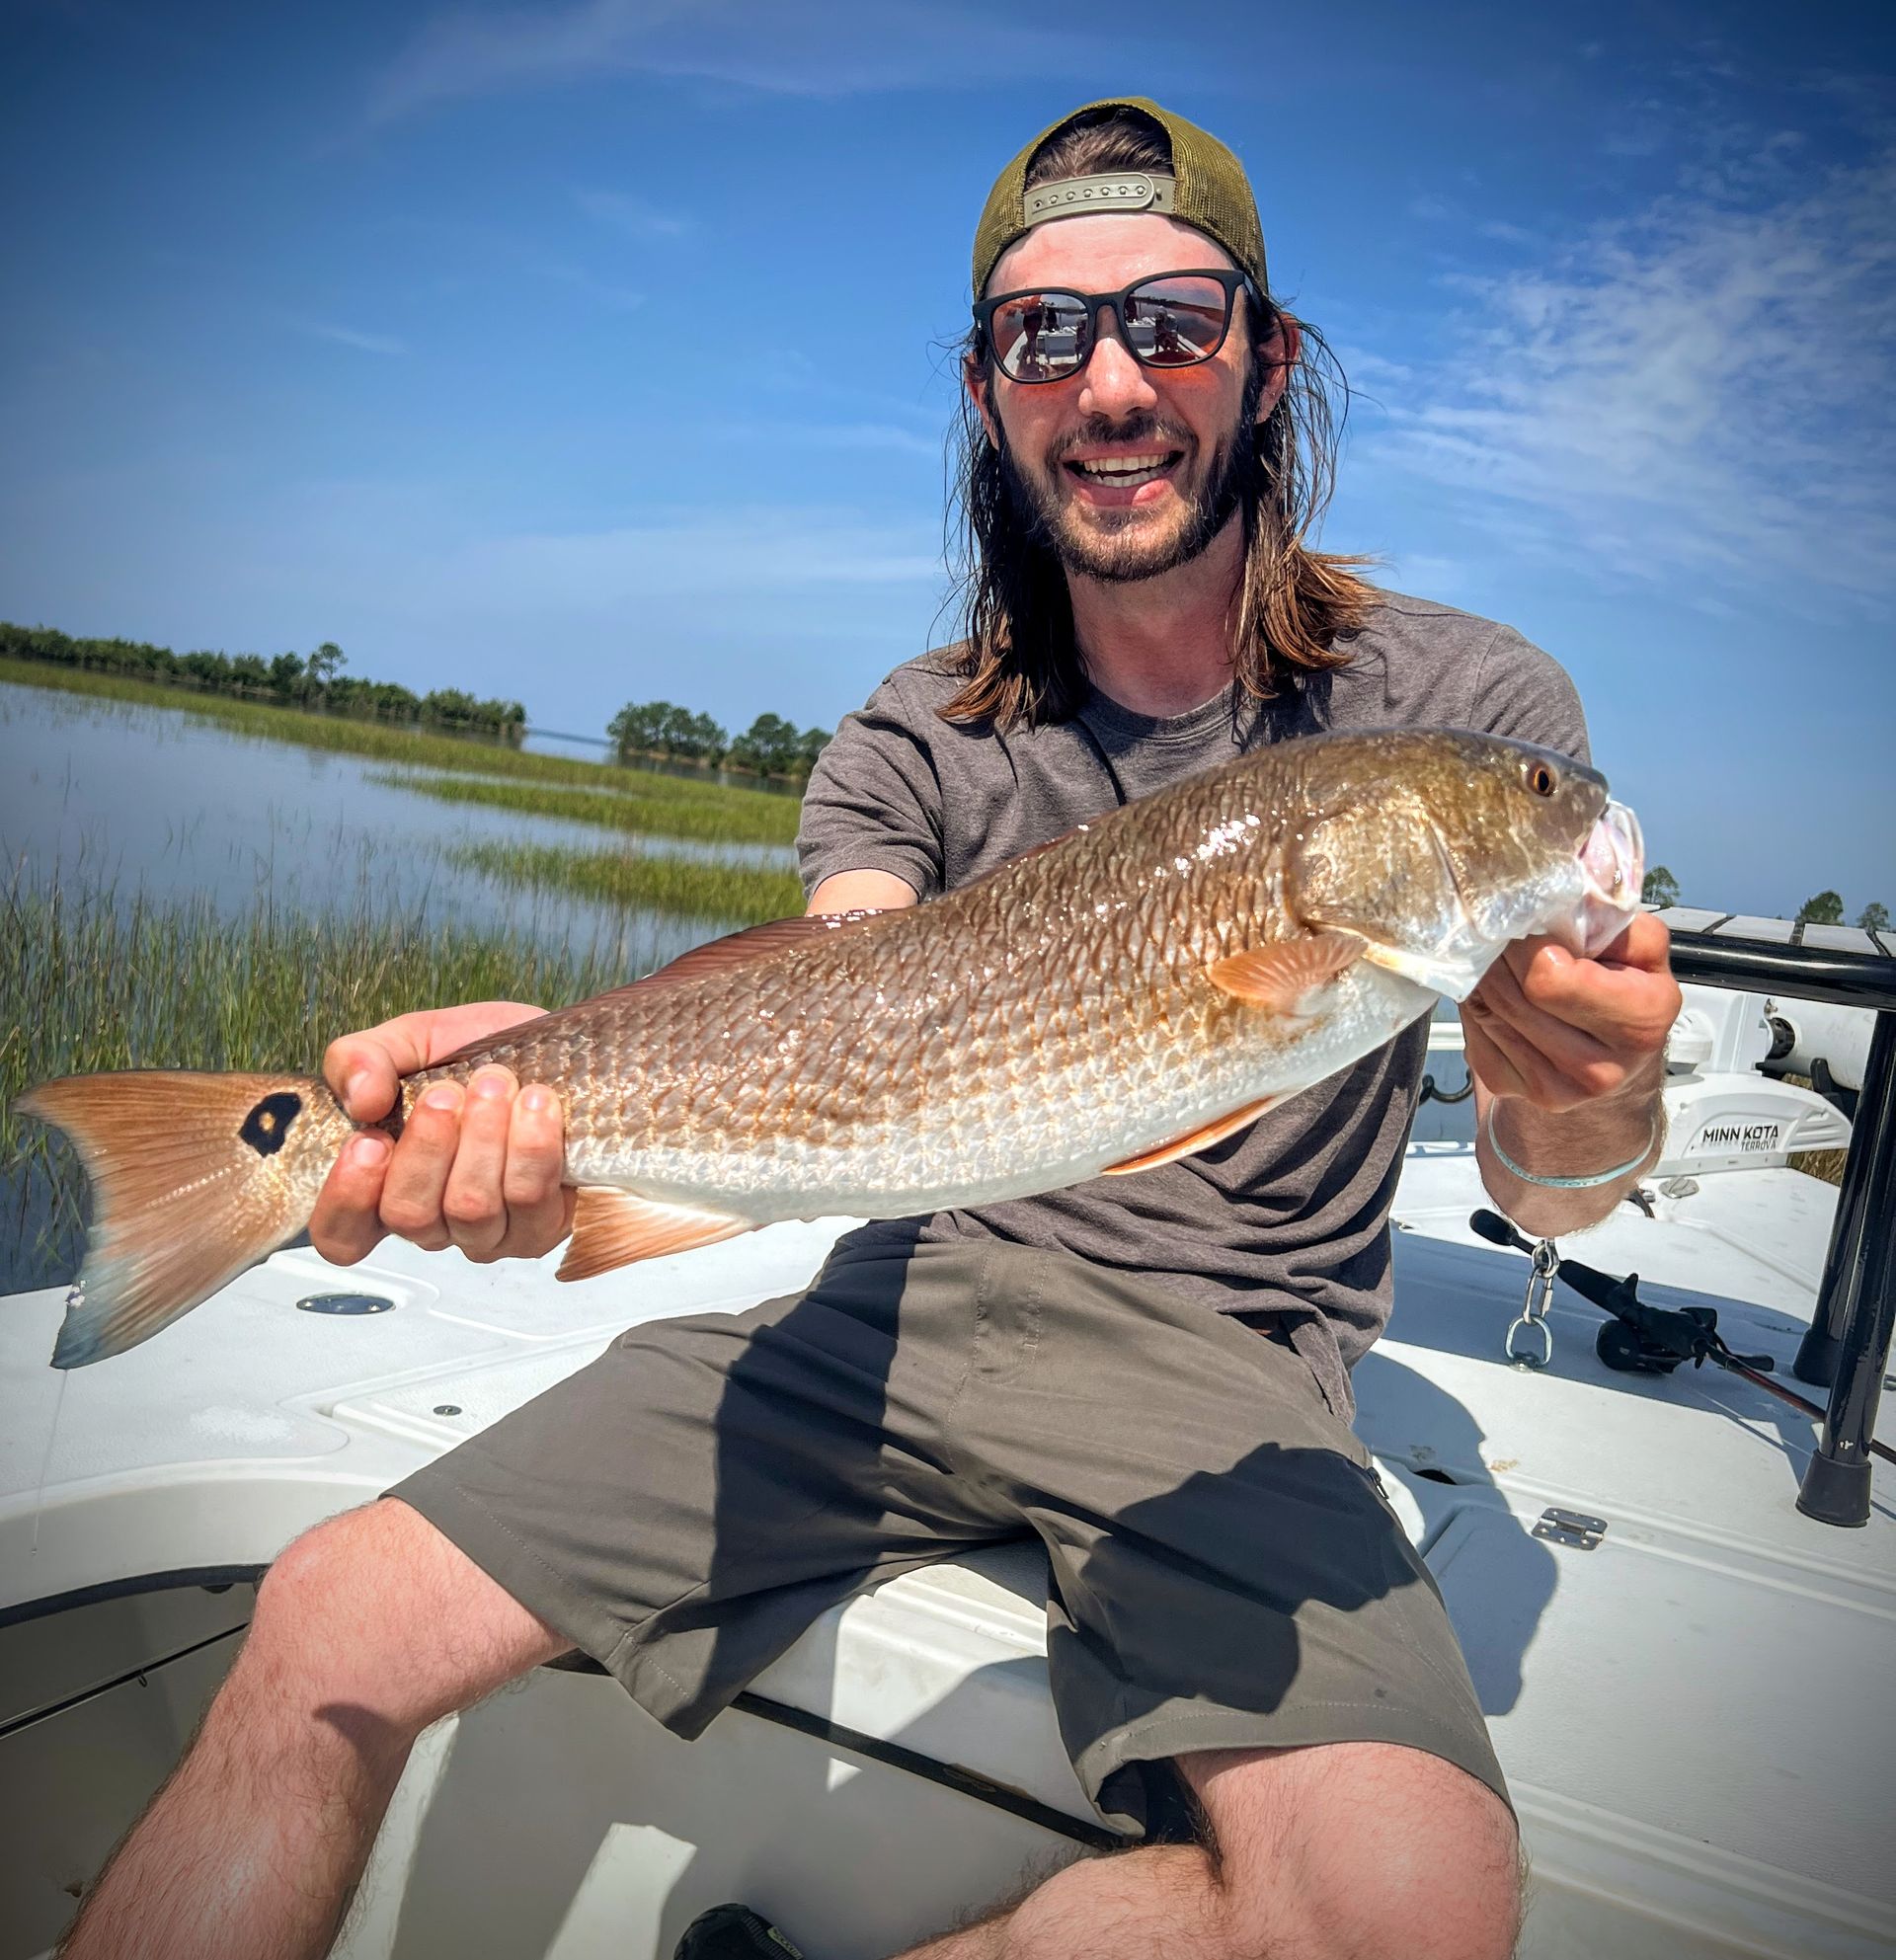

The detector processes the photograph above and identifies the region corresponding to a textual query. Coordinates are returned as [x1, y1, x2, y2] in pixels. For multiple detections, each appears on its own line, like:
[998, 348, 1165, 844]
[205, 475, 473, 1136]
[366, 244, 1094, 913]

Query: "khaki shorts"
[392, 1232, 1505, 1835]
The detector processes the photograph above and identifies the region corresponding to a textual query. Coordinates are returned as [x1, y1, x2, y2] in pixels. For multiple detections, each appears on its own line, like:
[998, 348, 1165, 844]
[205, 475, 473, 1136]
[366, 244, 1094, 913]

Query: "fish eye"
[1523, 759, 1559, 798]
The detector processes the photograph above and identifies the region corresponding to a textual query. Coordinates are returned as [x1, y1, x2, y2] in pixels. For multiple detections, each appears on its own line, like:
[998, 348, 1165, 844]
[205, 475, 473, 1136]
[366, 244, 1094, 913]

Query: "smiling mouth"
[1063, 449, 1183, 490]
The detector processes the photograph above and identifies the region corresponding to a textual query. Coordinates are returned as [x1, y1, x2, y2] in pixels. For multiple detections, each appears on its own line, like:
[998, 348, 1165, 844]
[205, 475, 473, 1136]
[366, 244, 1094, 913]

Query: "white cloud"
[438, 508, 942, 607]
[572, 187, 690, 239]
[366, 0, 1099, 120]
[291, 320, 407, 355]
[708, 419, 943, 460]
[541, 263, 647, 311]
[1364, 141, 1896, 607]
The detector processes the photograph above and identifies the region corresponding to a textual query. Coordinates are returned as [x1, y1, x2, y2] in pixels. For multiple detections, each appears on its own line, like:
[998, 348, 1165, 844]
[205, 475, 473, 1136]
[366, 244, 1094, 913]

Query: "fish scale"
[21, 728, 1642, 1366]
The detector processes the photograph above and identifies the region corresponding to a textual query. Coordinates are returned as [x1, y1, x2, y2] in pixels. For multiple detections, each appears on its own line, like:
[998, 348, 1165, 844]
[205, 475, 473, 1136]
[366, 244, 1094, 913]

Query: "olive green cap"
[972, 97, 1267, 299]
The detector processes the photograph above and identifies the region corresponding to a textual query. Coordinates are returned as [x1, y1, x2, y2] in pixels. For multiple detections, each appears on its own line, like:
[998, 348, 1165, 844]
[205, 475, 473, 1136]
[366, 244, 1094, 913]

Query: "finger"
[310, 1132, 393, 1266]
[322, 1011, 438, 1123]
[321, 1003, 545, 1122]
[1506, 936, 1681, 1056]
[1464, 984, 1579, 1107]
[1591, 910, 1672, 973]
[1477, 956, 1620, 1093]
[1479, 1011, 1576, 1109]
[498, 1084, 573, 1258]
[378, 1080, 463, 1251]
[440, 1067, 517, 1262]
[1461, 1009, 1532, 1102]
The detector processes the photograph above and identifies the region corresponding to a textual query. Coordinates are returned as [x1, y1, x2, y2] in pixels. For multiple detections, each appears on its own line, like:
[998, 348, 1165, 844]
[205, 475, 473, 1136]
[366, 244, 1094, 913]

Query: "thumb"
[323, 1011, 440, 1121]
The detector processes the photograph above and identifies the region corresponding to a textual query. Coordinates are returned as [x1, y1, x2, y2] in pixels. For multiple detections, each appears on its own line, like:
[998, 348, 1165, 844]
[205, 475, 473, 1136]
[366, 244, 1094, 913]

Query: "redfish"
[21, 728, 1641, 1367]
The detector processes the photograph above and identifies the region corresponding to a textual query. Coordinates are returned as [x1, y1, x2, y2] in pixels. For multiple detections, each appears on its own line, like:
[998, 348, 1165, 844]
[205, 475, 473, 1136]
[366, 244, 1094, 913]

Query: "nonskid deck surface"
[3, 1152, 1891, 1957]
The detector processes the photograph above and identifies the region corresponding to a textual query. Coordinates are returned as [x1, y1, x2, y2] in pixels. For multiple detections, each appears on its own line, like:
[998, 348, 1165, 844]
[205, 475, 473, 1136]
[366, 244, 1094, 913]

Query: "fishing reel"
[1468, 1210, 1778, 1378]
[1592, 1304, 1717, 1376]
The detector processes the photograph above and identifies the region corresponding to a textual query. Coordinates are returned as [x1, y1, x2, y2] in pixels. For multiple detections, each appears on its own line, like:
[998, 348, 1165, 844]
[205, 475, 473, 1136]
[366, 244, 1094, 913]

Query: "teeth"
[1074, 453, 1171, 477]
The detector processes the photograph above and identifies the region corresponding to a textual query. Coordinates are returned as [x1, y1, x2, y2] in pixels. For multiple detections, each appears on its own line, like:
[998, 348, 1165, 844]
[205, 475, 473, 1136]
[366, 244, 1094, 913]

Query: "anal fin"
[1104, 1096, 1281, 1176]
[558, 1188, 752, 1282]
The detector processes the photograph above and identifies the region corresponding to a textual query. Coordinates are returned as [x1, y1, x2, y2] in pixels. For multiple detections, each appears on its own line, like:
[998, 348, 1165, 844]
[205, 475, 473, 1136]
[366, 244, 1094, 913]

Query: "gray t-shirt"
[797, 589, 1589, 1418]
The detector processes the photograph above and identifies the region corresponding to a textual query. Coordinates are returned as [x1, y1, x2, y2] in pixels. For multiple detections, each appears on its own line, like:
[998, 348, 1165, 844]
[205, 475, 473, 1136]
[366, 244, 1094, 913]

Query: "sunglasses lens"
[1123, 275, 1232, 366]
[989, 292, 1091, 381]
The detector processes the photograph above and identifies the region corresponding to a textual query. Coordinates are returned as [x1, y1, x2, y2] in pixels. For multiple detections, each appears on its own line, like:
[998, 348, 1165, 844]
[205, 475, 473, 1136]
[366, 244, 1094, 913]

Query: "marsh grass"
[1782, 1075, 1847, 1188]
[372, 765, 800, 847]
[0, 656, 801, 841]
[0, 872, 638, 1292]
[453, 839, 803, 924]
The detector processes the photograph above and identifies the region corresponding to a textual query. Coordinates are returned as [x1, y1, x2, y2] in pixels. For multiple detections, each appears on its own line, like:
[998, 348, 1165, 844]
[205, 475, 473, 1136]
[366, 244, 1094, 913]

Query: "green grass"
[453, 839, 803, 925]
[371, 765, 801, 847]
[0, 872, 639, 1293]
[0, 656, 803, 841]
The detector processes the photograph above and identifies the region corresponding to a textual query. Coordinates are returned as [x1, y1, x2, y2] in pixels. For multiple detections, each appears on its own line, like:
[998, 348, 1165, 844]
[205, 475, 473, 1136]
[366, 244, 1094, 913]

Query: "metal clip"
[1504, 1239, 1559, 1370]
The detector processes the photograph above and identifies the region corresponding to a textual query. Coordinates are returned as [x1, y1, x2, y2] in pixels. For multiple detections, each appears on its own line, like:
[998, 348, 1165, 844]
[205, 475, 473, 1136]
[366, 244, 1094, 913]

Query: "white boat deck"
[3, 1127, 1892, 1957]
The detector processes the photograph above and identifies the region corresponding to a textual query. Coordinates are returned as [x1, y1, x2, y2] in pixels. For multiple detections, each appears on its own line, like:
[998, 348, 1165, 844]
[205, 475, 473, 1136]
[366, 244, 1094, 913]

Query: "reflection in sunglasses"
[980, 272, 1250, 384]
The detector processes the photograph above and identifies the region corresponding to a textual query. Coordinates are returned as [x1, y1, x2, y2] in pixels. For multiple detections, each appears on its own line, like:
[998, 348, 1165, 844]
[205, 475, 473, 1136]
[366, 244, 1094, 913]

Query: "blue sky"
[3, 0, 1891, 918]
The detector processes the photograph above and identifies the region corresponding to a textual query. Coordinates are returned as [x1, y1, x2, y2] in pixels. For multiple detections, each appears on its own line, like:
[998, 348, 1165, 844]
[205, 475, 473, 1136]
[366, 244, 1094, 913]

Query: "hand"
[1462, 912, 1680, 1113]
[309, 1002, 576, 1269]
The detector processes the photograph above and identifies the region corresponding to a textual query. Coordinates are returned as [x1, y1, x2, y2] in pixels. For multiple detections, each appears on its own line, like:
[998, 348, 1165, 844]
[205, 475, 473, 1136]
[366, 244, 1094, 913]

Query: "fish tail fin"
[17, 1069, 337, 1368]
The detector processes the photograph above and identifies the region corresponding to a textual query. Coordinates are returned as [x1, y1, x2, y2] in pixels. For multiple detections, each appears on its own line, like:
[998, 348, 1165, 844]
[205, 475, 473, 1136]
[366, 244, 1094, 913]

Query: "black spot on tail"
[239, 1090, 303, 1157]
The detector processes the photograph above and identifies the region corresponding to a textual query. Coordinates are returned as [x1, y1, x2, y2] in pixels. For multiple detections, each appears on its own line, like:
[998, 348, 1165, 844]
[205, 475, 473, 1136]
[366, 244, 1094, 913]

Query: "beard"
[998, 368, 1264, 585]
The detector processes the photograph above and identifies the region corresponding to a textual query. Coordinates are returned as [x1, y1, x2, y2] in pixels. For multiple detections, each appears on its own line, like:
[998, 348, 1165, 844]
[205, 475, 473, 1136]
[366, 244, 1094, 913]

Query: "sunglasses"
[973, 270, 1261, 384]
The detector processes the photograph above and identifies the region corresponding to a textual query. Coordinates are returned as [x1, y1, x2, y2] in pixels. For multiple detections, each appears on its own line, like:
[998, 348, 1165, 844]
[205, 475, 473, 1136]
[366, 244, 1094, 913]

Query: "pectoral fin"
[1104, 1097, 1282, 1175]
[1206, 932, 1363, 1011]
[558, 1188, 752, 1282]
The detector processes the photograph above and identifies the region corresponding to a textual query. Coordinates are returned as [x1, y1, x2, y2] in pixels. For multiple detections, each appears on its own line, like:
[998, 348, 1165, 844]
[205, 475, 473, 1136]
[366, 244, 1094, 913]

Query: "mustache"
[1044, 415, 1196, 469]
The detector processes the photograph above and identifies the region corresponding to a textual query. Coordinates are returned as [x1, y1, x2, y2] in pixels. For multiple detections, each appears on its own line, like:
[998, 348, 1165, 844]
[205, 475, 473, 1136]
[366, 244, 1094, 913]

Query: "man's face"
[969, 212, 1287, 584]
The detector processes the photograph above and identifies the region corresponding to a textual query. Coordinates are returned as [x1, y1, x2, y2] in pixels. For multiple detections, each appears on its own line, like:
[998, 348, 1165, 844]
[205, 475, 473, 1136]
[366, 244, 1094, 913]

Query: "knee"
[1199, 1748, 1522, 1960]
[1233, 1842, 1522, 1960]
[238, 1508, 402, 1712]
[236, 1503, 459, 1747]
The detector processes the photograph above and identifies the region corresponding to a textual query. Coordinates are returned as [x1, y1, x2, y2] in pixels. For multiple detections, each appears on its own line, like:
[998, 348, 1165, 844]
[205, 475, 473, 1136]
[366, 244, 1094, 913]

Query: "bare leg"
[896, 1743, 1523, 1960]
[58, 1498, 568, 1960]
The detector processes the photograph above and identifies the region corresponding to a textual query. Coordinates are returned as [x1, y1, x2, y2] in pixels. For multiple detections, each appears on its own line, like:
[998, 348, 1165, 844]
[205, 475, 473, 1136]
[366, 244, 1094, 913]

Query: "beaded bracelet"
[1485, 1101, 1659, 1190]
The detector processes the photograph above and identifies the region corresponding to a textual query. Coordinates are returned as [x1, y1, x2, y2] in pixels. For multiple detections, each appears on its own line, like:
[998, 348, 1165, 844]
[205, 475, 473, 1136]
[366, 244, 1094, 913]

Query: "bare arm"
[807, 869, 919, 915]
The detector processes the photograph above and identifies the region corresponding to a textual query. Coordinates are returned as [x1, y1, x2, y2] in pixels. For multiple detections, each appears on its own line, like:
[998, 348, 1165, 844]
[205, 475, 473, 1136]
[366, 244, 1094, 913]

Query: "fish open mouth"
[1572, 800, 1645, 955]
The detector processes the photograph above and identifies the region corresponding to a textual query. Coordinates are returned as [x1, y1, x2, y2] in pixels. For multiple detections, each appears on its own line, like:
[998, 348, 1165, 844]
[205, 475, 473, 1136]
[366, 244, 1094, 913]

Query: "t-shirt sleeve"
[1470, 624, 1591, 766]
[797, 678, 945, 901]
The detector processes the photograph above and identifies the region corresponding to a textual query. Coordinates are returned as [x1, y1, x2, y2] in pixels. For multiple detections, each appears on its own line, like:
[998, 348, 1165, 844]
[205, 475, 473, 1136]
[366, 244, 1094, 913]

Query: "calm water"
[0, 681, 793, 967]
[0, 680, 806, 1295]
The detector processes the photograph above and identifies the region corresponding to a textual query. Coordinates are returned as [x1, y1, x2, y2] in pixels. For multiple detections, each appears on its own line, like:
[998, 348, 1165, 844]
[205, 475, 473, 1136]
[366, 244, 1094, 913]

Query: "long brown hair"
[943, 108, 1374, 729]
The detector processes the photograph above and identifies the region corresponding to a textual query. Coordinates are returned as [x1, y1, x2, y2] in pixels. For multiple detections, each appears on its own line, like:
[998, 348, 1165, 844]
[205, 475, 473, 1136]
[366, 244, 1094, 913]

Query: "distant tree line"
[1797, 892, 1888, 932]
[0, 622, 528, 743]
[1643, 865, 1887, 933]
[608, 698, 831, 781]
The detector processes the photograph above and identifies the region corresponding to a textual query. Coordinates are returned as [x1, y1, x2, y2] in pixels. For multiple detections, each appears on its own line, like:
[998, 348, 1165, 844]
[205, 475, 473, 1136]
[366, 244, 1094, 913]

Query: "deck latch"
[1533, 1507, 1608, 1549]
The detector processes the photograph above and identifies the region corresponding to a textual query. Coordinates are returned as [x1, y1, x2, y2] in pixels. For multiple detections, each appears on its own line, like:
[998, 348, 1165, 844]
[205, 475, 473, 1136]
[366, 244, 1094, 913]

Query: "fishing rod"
[1467, 1209, 1896, 1467]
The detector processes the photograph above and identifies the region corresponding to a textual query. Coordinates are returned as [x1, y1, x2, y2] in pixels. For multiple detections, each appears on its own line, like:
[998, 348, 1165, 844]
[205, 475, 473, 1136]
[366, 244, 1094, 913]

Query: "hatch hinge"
[1533, 1507, 1608, 1549]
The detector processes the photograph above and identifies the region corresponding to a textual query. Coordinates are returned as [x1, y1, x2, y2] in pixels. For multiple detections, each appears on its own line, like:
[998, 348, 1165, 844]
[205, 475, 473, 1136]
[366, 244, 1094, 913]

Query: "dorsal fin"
[626, 910, 887, 993]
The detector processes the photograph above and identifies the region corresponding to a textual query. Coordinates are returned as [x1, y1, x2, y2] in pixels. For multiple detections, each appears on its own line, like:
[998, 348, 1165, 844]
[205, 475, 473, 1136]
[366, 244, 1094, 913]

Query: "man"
[61, 99, 1678, 1960]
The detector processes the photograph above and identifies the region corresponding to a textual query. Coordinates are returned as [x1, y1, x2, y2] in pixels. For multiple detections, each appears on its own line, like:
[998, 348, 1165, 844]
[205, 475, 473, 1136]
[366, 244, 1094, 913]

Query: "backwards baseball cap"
[972, 97, 1267, 299]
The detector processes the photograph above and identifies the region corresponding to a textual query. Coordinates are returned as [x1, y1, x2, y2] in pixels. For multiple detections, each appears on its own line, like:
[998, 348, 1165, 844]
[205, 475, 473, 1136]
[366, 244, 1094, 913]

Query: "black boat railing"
[1658, 911, 1896, 1529]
